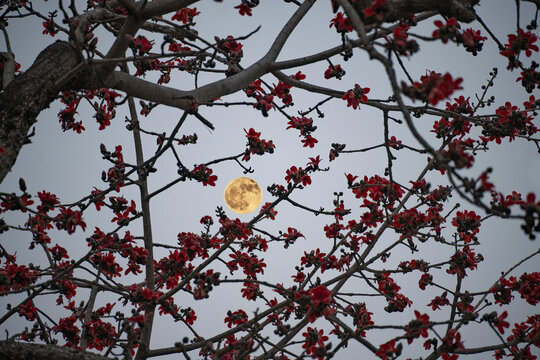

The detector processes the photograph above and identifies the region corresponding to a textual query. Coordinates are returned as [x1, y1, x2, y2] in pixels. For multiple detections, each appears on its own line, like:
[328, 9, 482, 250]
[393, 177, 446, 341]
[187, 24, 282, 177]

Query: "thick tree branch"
[0, 41, 82, 183]
[0, 341, 109, 360]
[349, 0, 479, 23]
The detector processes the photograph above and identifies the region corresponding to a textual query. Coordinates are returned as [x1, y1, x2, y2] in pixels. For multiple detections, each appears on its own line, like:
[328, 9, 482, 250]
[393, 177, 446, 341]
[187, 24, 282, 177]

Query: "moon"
[224, 177, 262, 214]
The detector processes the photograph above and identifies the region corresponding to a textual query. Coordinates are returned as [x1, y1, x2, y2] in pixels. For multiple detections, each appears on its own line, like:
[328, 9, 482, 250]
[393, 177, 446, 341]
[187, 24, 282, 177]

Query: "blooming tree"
[0, 0, 539, 360]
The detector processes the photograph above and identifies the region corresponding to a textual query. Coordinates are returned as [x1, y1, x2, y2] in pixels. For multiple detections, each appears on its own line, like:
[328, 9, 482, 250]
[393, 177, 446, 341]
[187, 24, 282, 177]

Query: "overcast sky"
[1, 0, 539, 358]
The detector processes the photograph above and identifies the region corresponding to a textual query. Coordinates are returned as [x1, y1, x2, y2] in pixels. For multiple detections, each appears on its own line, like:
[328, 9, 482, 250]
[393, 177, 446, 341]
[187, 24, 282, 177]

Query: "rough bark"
[0, 41, 82, 183]
[351, 0, 479, 23]
[0, 340, 110, 360]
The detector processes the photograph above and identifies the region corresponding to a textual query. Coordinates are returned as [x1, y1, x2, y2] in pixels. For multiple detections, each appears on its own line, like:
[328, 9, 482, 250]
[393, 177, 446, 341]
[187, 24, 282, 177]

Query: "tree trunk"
[0, 340, 110, 360]
[0, 41, 82, 184]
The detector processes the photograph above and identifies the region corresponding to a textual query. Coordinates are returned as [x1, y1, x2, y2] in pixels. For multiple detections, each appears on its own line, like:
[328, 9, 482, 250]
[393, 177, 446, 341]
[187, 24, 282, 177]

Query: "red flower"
[428, 292, 450, 310]
[329, 12, 352, 33]
[272, 81, 292, 104]
[403, 71, 463, 106]
[324, 64, 346, 79]
[363, 0, 386, 21]
[310, 285, 332, 307]
[37, 191, 60, 213]
[52, 316, 80, 346]
[446, 246, 479, 277]
[234, 1, 252, 16]
[404, 310, 430, 344]
[461, 28, 487, 55]
[1, 194, 34, 213]
[220, 36, 243, 57]
[54, 207, 86, 234]
[224, 309, 248, 328]
[191, 164, 218, 186]
[301, 327, 328, 358]
[500, 29, 539, 58]
[441, 354, 459, 360]
[245, 79, 263, 97]
[376, 339, 401, 360]
[18, 300, 38, 321]
[452, 210, 481, 243]
[290, 71, 306, 81]
[243, 128, 275, 161]
[292, 271, 306, 283]
[433, 17, 460, 43]
[493, 311, 510, 334]
[131, 36, 154, 55]
[343, 84, 370, 109]
[442, 329, 464, 352]
[285, 166, 311, 186]
[259, 202, 278, 220]
[301, 136, 318, 148]
[42, 19, 57, 37]
[171, 7, 200, 24]
[517, 272, 540, 305]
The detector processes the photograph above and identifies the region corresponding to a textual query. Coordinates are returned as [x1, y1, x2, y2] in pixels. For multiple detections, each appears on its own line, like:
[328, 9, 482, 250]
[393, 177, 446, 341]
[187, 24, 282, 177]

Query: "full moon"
[224, 177, 262, 214]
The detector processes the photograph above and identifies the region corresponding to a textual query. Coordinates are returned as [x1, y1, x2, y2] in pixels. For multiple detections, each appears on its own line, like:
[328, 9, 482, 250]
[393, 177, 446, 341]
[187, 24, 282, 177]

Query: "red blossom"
[342, 84, 370, 109]
[428, 292, 450, 310]
[500, 29, 539, 58]
[18, 300, 38, 321]
[302, 327, 329, 358]
[452, 210, 481, 243]
[301, 135, 318, 148]
[403, 71, 463, 106]
[404, 310, 430, 344]
[234, 1, 252, 16]
[54, 207, 86, 234]
[363, 0, 387, 21]
[324, 64, 346, 79]
[52, 316, 80, 347]
[191, 164, 218, 186]
[224, 309, 248, 328]
[171, 7, 200, 23]
[42, 19, 57, 37]
[37, 191, 60, 213]
[446, 246, 479, 278]
[285, 166, 311, 186]
[433, 17, 460, 44]
[330, 12, 352, 33]
[376, 339, 402, 360]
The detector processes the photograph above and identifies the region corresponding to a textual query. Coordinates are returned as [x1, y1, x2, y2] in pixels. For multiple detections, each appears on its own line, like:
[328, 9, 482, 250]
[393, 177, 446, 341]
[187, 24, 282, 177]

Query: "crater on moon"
[224, 177, 262, 214]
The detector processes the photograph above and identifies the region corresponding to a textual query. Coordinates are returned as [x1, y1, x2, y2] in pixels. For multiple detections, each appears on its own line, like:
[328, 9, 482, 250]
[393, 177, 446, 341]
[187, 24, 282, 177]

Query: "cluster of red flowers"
[242, 128, 275, 161]
[490, 272, 540, 306]
[402, 71, 463, 106]
[224, 309, 248, 328]
[346, 174, 405, 206]
[404, 311, 431, 344]
[171, 7, 200, 24]
[386, 23, 419, 56]
[285, 166, 312, 186]
[190, 164, 218, 186]
[302, 327, 329, 360]
[433, 17, 487, 55]
[362, 0, 387, 21]
[286, 116, 318, 148]
[480, 101, 537, 144]
[376, 272, 412, 313]
[101, 145, 126, 191]
[446, 246, 481, 278]
[451, 210, 481, 243]
[218, 36, 243, 58]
